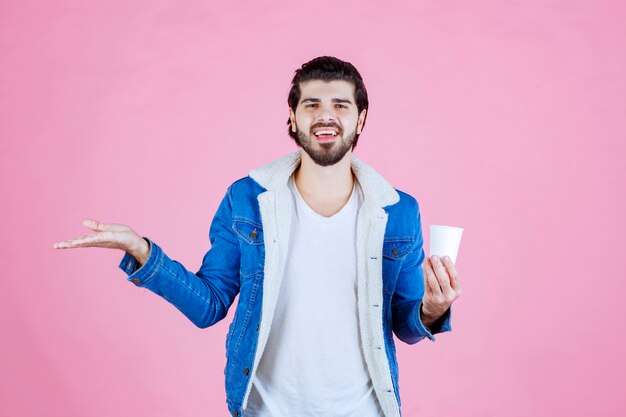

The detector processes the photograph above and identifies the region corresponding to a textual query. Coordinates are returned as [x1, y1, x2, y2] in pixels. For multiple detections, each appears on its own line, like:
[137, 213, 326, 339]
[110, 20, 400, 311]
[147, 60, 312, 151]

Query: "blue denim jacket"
[119, 151, 451, 417]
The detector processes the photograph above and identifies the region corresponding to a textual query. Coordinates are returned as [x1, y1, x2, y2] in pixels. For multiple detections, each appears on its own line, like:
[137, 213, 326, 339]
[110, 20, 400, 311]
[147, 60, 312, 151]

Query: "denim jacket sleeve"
[118, 187, 241, 328]
[391, 201, 452, 344]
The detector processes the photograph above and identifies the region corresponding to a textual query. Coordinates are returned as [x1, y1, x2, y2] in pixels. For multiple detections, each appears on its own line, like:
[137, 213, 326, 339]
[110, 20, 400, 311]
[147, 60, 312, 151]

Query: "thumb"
[82, 219, 107, 231]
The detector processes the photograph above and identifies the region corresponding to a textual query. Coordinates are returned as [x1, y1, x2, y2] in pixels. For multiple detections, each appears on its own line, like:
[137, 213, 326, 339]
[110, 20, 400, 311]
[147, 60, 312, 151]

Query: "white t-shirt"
[245, 176, 384, 417]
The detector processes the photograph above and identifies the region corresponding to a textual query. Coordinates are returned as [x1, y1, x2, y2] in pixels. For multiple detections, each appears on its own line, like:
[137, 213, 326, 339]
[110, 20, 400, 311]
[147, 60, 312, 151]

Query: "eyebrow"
[300, 98, 353, 105]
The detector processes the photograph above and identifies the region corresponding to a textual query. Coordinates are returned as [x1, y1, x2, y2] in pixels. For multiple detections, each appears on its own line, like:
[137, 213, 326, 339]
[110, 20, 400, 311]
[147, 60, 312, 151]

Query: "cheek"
[345, 115, 360, 130]
[295, 115, 312, 129]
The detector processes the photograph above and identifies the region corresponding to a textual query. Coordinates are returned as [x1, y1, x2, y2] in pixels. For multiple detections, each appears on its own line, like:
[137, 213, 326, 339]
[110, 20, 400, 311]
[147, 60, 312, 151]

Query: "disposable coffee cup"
[429, 225, 464, 264]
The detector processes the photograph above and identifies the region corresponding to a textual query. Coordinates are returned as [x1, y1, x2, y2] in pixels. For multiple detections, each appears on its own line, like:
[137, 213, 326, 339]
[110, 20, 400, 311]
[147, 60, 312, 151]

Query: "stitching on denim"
[161, 260, 212, 307]
[141, 246, 162, 282]
[413, 304, 433, 342]
[226, 272, 261, 387]
[232, 216, 263, 229]
[383, 236, 414, 243]
[233, 272, 261, 356]
[231, 227, 264, 245]
[231, 221, 264, 245]
[240, 267, 261, 277]
[227, 185, 233, 207]
[382, 251, 410, 260]
[226, 306, 240, 351]
[226, 356, 235, 388]
[382, 239, 413, 259]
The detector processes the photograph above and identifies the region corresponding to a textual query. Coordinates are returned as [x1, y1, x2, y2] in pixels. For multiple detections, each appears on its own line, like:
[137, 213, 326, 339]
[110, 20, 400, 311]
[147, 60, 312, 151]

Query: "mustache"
[310, 122, 342, 133]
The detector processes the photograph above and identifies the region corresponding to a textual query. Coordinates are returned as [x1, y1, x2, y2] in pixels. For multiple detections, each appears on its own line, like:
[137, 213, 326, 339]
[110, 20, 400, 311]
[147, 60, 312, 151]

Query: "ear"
[356, 109, 367, 134]
[289, 108, 297, 132]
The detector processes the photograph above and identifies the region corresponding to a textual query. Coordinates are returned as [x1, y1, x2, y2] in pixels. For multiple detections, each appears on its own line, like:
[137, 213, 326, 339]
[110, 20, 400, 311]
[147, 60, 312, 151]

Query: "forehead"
[298, 79, 355, 101]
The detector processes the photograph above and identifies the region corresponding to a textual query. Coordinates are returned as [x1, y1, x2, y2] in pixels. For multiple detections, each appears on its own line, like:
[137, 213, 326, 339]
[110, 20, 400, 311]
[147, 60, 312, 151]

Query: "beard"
[296, 123, 358, 167]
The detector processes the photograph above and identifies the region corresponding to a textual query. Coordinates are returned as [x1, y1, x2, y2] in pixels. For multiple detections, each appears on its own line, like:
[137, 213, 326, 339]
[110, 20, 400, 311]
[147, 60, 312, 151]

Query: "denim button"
[249, 228, 257, 239]
[244, 368, 249, 376]
[133, 278, 141, 285]
[392, 246, 398, 256]
[233, 411, 239, 417]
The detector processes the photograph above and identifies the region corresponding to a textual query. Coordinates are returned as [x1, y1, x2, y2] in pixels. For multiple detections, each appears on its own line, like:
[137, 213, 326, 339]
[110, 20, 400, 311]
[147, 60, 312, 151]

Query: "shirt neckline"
[289, 175, 359, 223]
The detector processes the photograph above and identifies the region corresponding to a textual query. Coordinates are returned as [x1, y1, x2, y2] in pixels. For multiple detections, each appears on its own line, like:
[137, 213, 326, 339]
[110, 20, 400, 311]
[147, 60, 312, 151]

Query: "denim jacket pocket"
[382, 238, 413, 260]
[382, 238, 413, 294]
[232, 217, 264, 277]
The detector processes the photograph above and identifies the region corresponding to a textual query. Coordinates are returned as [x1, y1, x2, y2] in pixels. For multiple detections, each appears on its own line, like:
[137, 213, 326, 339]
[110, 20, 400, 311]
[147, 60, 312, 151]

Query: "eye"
[336, 104, 348, 109]
[304, 103, 317, 108]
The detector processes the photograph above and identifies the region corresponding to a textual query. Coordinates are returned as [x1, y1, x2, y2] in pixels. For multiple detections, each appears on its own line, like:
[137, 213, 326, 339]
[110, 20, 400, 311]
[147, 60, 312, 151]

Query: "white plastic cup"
[429, 225, 464, 264]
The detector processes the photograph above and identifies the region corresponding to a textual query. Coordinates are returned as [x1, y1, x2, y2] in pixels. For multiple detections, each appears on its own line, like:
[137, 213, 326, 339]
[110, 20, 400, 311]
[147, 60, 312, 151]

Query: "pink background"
[1, 1, 625, 416]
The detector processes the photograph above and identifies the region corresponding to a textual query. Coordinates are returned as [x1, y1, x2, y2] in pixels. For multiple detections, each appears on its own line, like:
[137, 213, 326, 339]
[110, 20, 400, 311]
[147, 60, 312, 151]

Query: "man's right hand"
[53, 219, 150, 265]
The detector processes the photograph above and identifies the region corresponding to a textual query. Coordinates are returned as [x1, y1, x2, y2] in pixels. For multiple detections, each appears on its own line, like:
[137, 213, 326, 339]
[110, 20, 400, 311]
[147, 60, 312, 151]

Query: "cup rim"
[430, 224, 464, 232]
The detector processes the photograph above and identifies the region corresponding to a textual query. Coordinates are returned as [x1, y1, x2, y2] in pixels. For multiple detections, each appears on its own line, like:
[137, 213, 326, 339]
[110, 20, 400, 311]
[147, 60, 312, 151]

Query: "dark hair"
[287, 56, 369, 148]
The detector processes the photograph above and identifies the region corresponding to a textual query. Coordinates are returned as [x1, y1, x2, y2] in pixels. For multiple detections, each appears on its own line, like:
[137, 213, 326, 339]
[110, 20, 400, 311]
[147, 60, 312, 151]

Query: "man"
[54, 56, 461, 417]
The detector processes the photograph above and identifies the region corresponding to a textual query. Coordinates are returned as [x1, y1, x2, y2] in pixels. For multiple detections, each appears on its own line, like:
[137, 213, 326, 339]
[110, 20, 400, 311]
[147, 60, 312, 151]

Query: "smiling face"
[289, 79, 367, 167]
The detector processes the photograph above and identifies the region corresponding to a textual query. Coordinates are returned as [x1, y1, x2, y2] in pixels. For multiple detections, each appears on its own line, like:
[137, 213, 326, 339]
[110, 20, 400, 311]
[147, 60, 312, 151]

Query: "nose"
[316, 106, 337, 123]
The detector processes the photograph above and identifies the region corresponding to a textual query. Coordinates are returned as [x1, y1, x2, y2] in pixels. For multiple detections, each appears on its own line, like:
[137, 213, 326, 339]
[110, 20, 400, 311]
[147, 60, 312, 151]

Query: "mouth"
[312, 127, 340, 142]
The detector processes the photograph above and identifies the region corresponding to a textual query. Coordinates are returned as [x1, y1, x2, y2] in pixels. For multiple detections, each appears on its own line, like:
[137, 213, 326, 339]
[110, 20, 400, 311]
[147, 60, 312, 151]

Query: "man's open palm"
[53, 219, 149, 264]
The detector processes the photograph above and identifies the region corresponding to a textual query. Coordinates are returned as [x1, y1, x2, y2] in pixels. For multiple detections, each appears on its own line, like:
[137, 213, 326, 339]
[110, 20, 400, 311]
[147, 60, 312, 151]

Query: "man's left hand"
[421, 255, 462, 327]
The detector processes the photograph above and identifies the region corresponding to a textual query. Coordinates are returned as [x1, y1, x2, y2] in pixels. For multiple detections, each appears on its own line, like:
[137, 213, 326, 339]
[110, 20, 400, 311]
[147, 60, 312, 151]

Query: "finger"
[54, 232, 111, 249]
[423, 258, 442, 296]
[53, 237, 87, 249]
[422, 259, 433, 294]
[431, 256, 453, 293]
[83, 219, 130, 233]
[53, 233, 96, 249]
[442, 256, 461, 292]
[53, 241, 71, 249]
[83, 219, 108, 231]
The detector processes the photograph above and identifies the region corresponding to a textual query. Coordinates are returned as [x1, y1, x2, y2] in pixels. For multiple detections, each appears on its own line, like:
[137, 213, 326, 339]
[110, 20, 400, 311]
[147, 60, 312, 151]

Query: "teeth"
[314, 130, 337, 136]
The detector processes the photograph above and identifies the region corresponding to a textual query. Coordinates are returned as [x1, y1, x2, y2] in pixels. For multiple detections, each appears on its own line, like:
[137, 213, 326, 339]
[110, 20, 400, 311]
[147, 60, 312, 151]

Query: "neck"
[294, 149, 354, 201]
